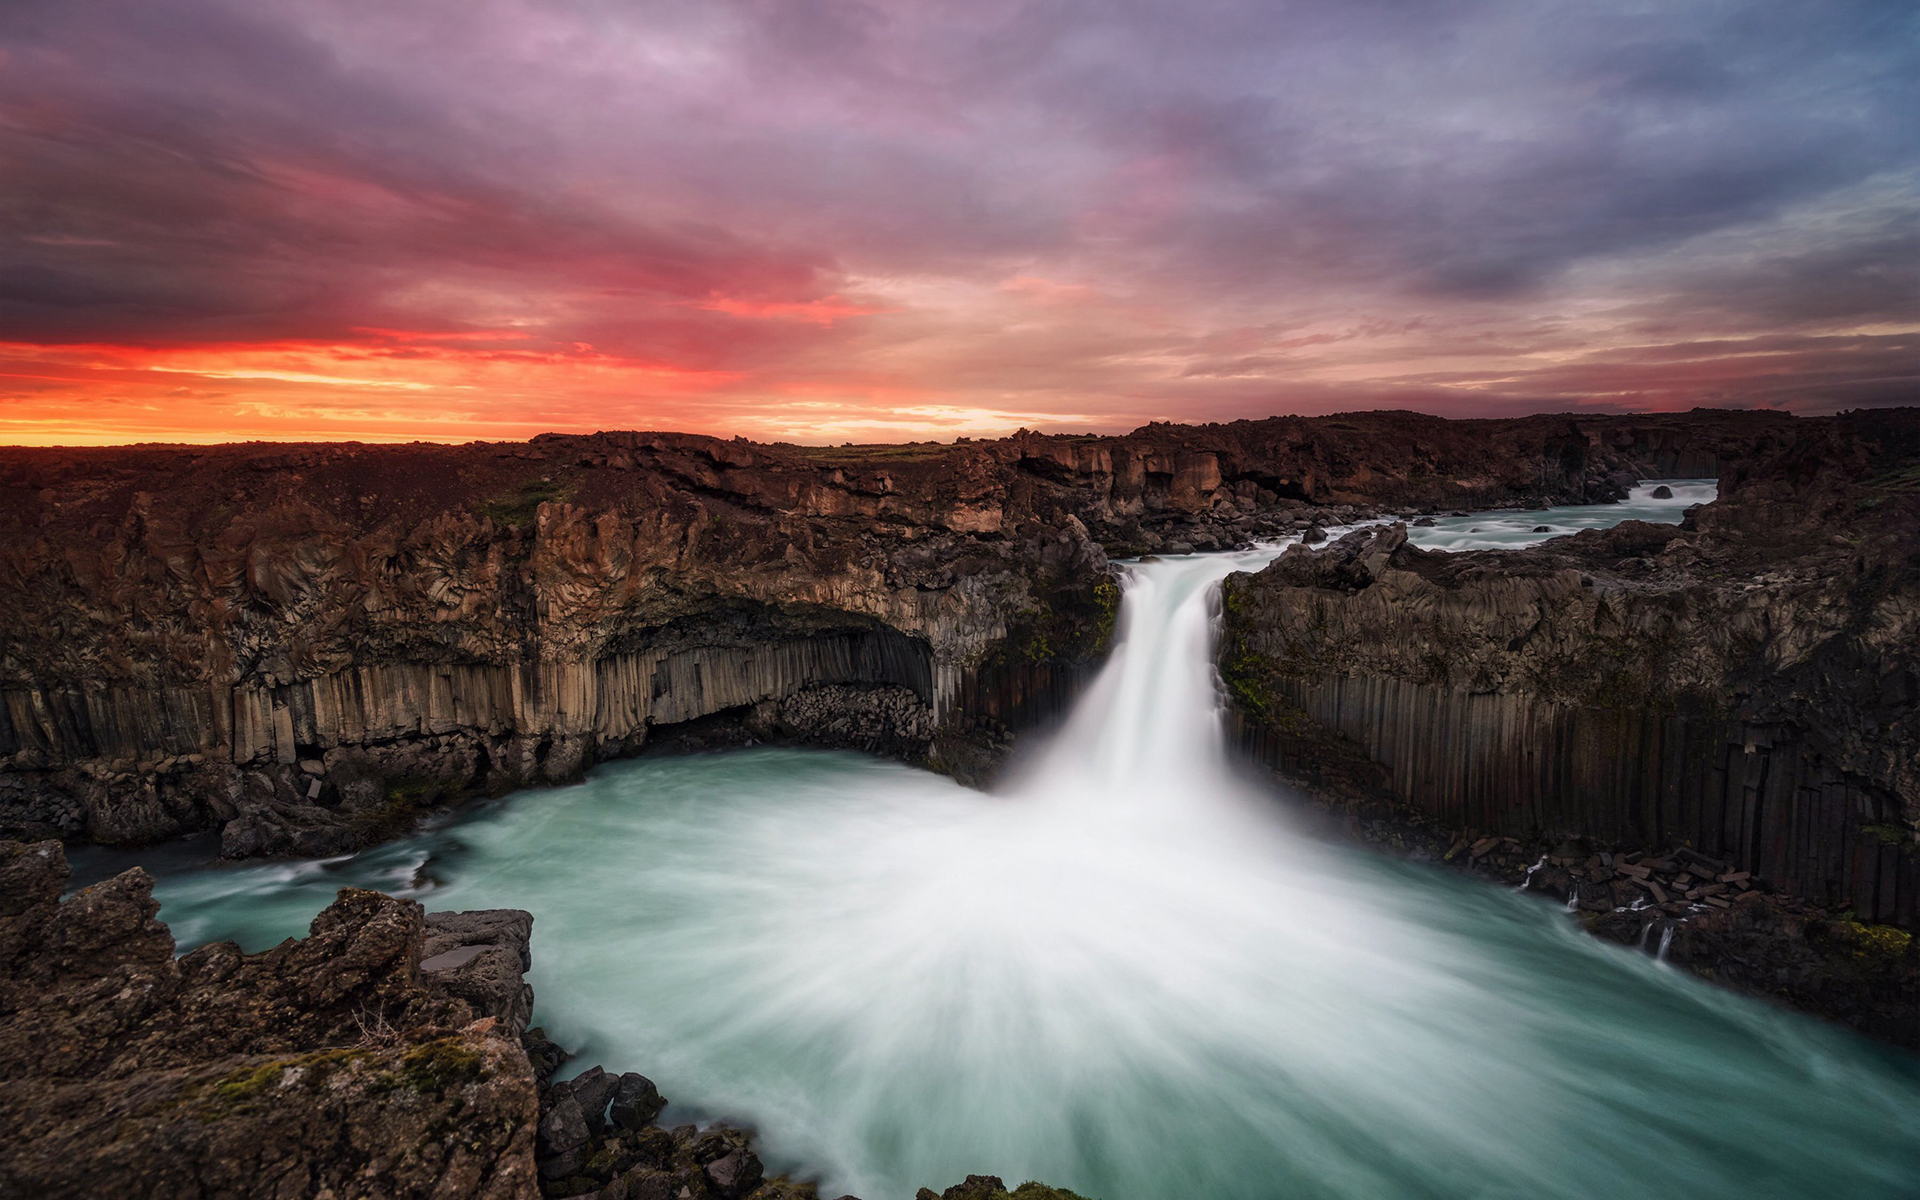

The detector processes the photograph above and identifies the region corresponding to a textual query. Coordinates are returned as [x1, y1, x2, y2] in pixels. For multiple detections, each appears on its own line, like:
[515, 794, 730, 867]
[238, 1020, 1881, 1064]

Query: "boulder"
[564, 1066, 621, 1135]
[704, 1148, 765, 1198]
[609, 1072, 667, 1130]
[540, 1093, 591, 1155]
[421, 908, 536, 1035]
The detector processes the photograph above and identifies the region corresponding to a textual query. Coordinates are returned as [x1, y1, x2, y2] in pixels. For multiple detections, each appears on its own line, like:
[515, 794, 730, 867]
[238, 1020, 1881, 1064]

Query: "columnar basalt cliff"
[1, 410, 1780, 856]
[1221, 410, 1920, 931]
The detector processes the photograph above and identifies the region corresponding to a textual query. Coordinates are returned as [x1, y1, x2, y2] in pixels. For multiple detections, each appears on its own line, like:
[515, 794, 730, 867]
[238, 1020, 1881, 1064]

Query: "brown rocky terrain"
[0, 409, 1776, 860]
[0, 837, 1093, 1200]
[0, 838, 541, 1198]
[1220, 407, 1920, 1040]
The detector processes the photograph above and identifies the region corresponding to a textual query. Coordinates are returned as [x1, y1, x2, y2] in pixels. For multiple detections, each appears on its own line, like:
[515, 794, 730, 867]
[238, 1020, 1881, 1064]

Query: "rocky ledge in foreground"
[0, 838, 540, 1198]
[0, 838, 1096, 1200]
[1220, 408, 1920, 1044]
[0, 409, 1773, 862]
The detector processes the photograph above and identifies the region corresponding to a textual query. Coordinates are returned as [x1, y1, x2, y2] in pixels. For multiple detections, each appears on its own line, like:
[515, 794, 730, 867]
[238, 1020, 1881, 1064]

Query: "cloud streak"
[0, 0, 1915, 443]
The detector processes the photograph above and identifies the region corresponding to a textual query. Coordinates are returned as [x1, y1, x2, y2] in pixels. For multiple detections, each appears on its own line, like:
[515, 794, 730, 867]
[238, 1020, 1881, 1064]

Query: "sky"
[1, 0, 1917, 445]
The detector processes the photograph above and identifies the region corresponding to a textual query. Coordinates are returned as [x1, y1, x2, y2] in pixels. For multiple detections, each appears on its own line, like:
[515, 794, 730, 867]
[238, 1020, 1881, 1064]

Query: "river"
[85, 482, 1920, 1199]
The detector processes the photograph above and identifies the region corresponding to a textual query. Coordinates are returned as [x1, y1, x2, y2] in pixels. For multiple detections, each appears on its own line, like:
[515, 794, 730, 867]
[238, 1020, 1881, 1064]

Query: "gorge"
[3, 408, 1918, 1198]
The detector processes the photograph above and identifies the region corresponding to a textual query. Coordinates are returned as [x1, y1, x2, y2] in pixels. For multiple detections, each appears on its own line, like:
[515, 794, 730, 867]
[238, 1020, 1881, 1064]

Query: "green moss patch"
[200, 1048, 371, 1117]
[396, 1037, 487, 1092]
[1090, 576, 1120, 649]
[479, 477, 569, 526]
[1834, 920, 1914, 959]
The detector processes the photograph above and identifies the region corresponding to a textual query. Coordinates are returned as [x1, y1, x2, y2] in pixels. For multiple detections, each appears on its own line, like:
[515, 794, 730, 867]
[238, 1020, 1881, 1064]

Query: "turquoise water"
[1403, 479, 1719, 551]
[81, 482, 1920, 1200]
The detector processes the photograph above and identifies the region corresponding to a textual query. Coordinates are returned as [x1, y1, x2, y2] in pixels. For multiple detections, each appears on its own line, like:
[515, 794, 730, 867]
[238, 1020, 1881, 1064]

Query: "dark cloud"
[1, 0, 1916, 438]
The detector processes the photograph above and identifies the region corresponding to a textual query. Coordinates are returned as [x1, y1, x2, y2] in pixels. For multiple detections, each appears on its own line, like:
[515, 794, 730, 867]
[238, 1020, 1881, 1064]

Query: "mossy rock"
[1830, 919, 1914, 960]
[916, 1175, 1098, 1200]
[199, 1048, 372, 1117]
[479, 477, 569, 526]
[397, 1037, 487, 1092]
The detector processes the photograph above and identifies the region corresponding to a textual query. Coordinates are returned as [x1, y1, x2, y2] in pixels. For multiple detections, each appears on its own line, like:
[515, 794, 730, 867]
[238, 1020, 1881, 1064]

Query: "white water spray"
[136, 489, 1920, 1200]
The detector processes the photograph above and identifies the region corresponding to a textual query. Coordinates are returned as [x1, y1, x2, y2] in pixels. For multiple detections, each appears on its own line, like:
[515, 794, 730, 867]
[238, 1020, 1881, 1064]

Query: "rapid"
[108, 484, 1920, 1199]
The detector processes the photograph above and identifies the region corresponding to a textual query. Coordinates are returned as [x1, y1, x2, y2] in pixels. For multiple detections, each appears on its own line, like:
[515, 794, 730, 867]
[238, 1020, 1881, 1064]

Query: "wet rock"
[609, 1072, 667, 1130]
[1532, 525, 1553, 533]
[540, 1147, 589, 1182]
[540, 1094, 592, 1155]
[422, 908, 536, 1034]
[524, 1025, 571, 1081]
[1651, 484, 1673, 498]
[704, 1148, 765, 1198]
[1412, 517, 1437, 527]
[916, 1176, 1094, 1200]
[1301, 525, 1327, 543]
[614, 1168, 680, 1200]
[559, 1066, 621, 1135]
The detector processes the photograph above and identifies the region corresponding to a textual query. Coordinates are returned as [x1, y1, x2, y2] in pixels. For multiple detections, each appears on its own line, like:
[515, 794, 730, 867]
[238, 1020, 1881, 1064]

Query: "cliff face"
[1221, 409, 1920, 927]
[0, 431, 1119, 854]
[0, 410, 1777, 856]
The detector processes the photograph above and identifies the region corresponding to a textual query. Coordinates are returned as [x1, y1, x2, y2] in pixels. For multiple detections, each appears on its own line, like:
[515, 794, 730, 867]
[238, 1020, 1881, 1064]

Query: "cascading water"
[113, 489, 1920, 1199]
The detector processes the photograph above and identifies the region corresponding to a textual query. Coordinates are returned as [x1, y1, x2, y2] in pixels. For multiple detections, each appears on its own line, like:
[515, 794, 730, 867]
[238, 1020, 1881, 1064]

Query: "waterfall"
[135, 516, 1920, 1200]
[1003, 547, 1283, 805]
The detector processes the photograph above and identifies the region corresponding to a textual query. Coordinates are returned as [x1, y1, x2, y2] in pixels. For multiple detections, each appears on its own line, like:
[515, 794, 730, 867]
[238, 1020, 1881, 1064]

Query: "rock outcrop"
[0, 838, 1103, 1199]
[0, 410, 1782, 857]
[1221, 409, 1920, 1013]
[915, 1178, 1093, 1200]
[0, 838, 541, 1199]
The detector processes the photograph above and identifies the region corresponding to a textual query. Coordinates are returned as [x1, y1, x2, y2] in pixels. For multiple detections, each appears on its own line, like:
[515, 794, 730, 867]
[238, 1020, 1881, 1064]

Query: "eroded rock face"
[1221, 409, 1920, 928]
[0, 412, 1778, 855]
[0, 839, 540, 1200]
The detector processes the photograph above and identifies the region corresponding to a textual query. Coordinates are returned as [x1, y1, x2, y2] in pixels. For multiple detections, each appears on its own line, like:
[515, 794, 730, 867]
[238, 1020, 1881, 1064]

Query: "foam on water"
[1405, 479, 1717, 551]
[117, 483, 1920, 1200]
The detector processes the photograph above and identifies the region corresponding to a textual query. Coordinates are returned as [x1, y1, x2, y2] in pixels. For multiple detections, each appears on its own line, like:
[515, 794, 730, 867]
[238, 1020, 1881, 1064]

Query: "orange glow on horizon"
[0, 319, 1901, 447]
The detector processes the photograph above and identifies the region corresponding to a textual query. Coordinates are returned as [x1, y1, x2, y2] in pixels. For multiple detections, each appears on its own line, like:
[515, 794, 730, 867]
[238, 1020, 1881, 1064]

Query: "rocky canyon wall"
[0, 409, 1785, 856]
[1221, 409, 1920, 925]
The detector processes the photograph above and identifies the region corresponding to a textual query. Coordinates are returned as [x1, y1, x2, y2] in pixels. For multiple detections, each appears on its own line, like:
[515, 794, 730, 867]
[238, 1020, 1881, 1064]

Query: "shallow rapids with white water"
[109, 484, 1920, 1199]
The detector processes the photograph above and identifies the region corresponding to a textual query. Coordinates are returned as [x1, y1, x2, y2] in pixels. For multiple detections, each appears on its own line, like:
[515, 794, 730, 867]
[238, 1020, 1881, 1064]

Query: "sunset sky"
[2, 0, 1917, 445]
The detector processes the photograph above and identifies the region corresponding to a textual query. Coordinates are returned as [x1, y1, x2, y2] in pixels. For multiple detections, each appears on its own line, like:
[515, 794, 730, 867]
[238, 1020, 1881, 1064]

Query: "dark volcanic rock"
[1651, 484, 1674, 498]
[564, 1065, 622, 1135]
[706, 1146, 766, 1198]
[422, 907, 537, 1034]
[915, 1176, 1095, 1200]
[0, 411, 1780, 857]
[610, 1071, 667, 1130]
[1219, 409, 1920, 1034]
[0, 839, 540, 1200]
